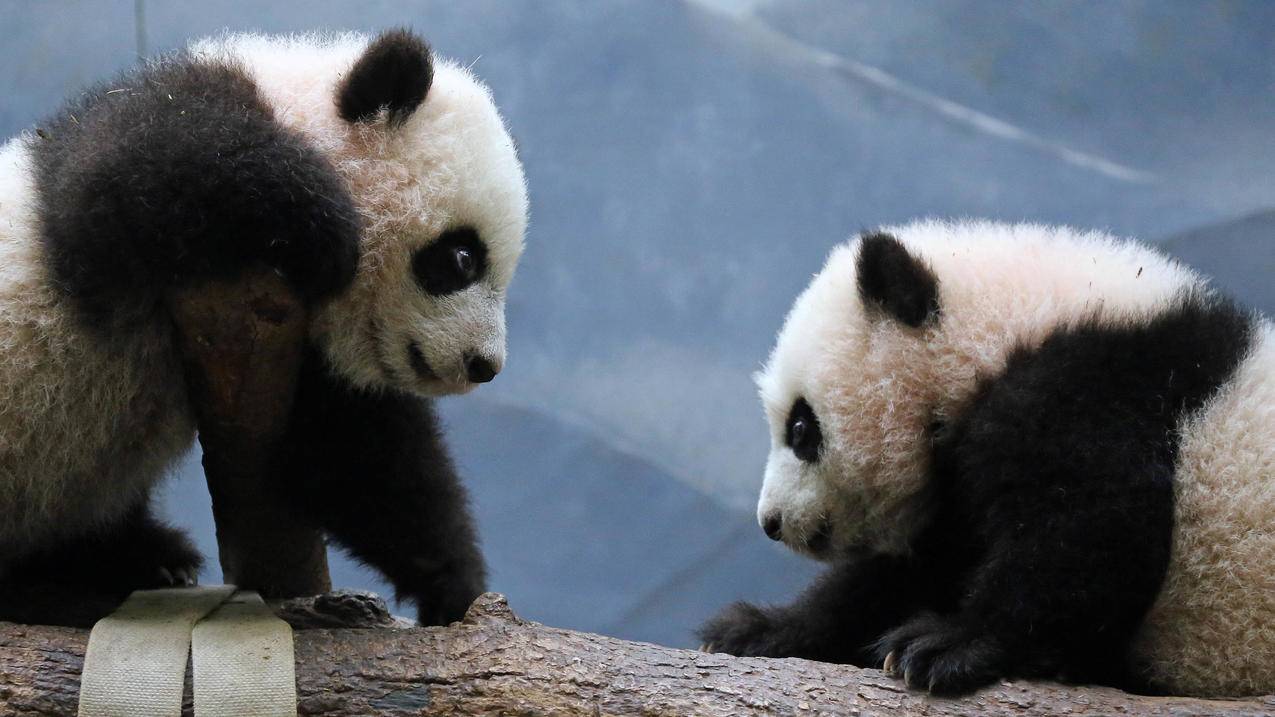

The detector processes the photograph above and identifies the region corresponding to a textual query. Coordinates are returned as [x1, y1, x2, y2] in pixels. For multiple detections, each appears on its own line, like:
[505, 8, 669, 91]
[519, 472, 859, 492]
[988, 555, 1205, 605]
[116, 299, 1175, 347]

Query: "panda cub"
[0, 30, 527, 626]
[701, 220, 1274, 697]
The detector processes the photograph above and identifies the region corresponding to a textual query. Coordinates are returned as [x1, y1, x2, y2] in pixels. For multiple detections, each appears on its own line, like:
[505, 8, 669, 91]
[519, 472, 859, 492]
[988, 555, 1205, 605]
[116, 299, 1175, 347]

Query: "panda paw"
[90, 516, 205, 591]
[698, 601, 792, 658]
[155, 564, 199, 588]
[876, 613, 1004, 695]
[130, 528, 204, 590]
[415, 588, 477, 627]
[410, 558, 487, 627]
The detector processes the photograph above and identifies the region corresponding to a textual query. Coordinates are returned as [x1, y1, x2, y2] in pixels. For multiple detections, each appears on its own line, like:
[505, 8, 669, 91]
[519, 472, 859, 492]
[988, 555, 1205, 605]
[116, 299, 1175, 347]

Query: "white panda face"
[288, 31, 528, 397]
[325, 214, 519, 398]
[755, 235, 942, 559]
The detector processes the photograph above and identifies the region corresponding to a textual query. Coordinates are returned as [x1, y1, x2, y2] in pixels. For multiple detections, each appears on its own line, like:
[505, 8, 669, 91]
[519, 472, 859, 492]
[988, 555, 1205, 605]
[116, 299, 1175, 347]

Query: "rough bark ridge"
[1, 592, 1271, 717]
[168, 270, 331, 597]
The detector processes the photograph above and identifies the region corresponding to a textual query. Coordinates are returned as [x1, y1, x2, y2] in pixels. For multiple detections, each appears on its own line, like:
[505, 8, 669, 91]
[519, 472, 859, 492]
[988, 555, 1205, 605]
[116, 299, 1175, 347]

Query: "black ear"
[856, 232, 940, 327]
[336, 29, 433, 126]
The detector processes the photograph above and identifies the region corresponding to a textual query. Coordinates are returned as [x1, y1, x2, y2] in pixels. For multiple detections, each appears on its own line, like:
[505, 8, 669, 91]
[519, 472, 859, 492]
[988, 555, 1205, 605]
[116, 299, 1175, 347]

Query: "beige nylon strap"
[78, 585, 236, 717]
[192, 590, 297, 717]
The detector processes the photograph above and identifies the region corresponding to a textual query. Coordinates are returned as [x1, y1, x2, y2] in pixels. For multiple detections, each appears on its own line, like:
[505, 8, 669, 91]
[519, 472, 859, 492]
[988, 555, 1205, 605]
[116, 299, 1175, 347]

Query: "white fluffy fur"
[755, 219, 1274, 695]
[0, 33, 527, 566]
[0, 139, 195, 563]
[1132, 323, 1275, 694]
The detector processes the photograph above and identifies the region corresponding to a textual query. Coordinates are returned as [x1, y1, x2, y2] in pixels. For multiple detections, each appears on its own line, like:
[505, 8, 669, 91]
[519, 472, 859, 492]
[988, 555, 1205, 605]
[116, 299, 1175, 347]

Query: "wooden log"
[168, 270, 330, 598]
[0, 592, 1271, 717]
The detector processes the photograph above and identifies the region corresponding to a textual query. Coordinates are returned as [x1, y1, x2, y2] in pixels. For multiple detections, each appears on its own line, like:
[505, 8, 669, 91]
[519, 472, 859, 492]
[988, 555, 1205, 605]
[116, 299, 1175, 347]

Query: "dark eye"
[785, 397, 822, 463]
[454, 247, 475, 277]
[413, 226, 488, 296]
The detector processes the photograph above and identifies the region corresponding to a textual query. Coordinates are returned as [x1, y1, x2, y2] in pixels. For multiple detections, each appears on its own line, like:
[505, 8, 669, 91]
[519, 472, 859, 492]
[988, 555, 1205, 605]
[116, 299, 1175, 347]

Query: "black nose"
[762, 514, 783, 541]
[465, 355, 498, 383]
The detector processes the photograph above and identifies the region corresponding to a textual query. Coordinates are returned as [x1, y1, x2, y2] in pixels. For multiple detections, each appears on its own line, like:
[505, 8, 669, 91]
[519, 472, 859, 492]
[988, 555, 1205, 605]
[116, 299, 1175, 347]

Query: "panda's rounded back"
[878, 221, 1200, 448]
[896, 219, 1204, 406]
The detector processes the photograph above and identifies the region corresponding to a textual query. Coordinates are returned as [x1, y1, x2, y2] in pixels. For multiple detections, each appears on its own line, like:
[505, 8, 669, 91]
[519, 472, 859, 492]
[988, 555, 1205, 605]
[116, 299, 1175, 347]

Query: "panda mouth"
[803, 522, 832, 555]
[407, 342, 439, 381]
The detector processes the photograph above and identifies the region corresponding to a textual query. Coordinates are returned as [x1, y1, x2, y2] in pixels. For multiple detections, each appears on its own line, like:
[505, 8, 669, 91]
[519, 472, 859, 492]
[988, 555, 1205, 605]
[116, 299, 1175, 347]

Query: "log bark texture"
[1, 592, 1271, 717]
[168, 270, 330, 598]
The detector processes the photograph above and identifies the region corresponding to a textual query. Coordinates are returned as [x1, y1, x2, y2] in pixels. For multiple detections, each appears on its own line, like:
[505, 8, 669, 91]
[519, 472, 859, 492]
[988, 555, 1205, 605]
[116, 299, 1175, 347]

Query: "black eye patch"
[412, 226, 488, 296]
[785, 397, 822, 463]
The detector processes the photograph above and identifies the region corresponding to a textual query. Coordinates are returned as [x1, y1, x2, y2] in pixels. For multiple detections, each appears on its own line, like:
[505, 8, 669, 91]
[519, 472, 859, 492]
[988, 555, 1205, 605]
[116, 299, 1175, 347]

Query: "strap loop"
[193, 591, 297, 717]
[78, 586, 297, 717]
[79, 586, 236, 717]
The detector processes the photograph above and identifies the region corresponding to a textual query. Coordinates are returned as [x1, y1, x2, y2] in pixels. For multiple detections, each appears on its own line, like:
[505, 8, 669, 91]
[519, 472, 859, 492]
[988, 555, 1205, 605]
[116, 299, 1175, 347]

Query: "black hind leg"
[10, 501, 203, 592]
[0, 501, 203, 626]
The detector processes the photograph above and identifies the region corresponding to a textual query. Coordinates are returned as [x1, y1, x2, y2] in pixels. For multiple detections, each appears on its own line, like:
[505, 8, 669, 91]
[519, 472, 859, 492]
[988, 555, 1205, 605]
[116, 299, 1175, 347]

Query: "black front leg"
[872, 310, 1216, 695]
[279, 354, 486, 626]
[876, 465, 1172, 695]
[699, 552, 933, 666]
[878, 432, 1175, 693]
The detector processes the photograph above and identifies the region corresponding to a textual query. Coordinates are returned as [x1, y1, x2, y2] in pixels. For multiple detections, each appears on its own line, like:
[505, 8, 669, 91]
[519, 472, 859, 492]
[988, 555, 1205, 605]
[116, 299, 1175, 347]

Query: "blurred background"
[2, 0, 1273, 647]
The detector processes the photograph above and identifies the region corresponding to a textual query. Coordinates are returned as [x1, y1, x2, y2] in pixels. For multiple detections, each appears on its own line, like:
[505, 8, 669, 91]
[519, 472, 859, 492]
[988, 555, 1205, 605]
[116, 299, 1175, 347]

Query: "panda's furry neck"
[898, 221, 1222, 428]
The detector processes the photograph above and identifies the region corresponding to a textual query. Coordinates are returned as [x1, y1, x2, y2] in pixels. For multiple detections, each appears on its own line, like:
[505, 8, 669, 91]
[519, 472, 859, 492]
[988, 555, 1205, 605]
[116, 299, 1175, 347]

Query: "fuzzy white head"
[754, 221, 1199, 560]
[755, 234, 942, 559]
[196, 30, 528, 396]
